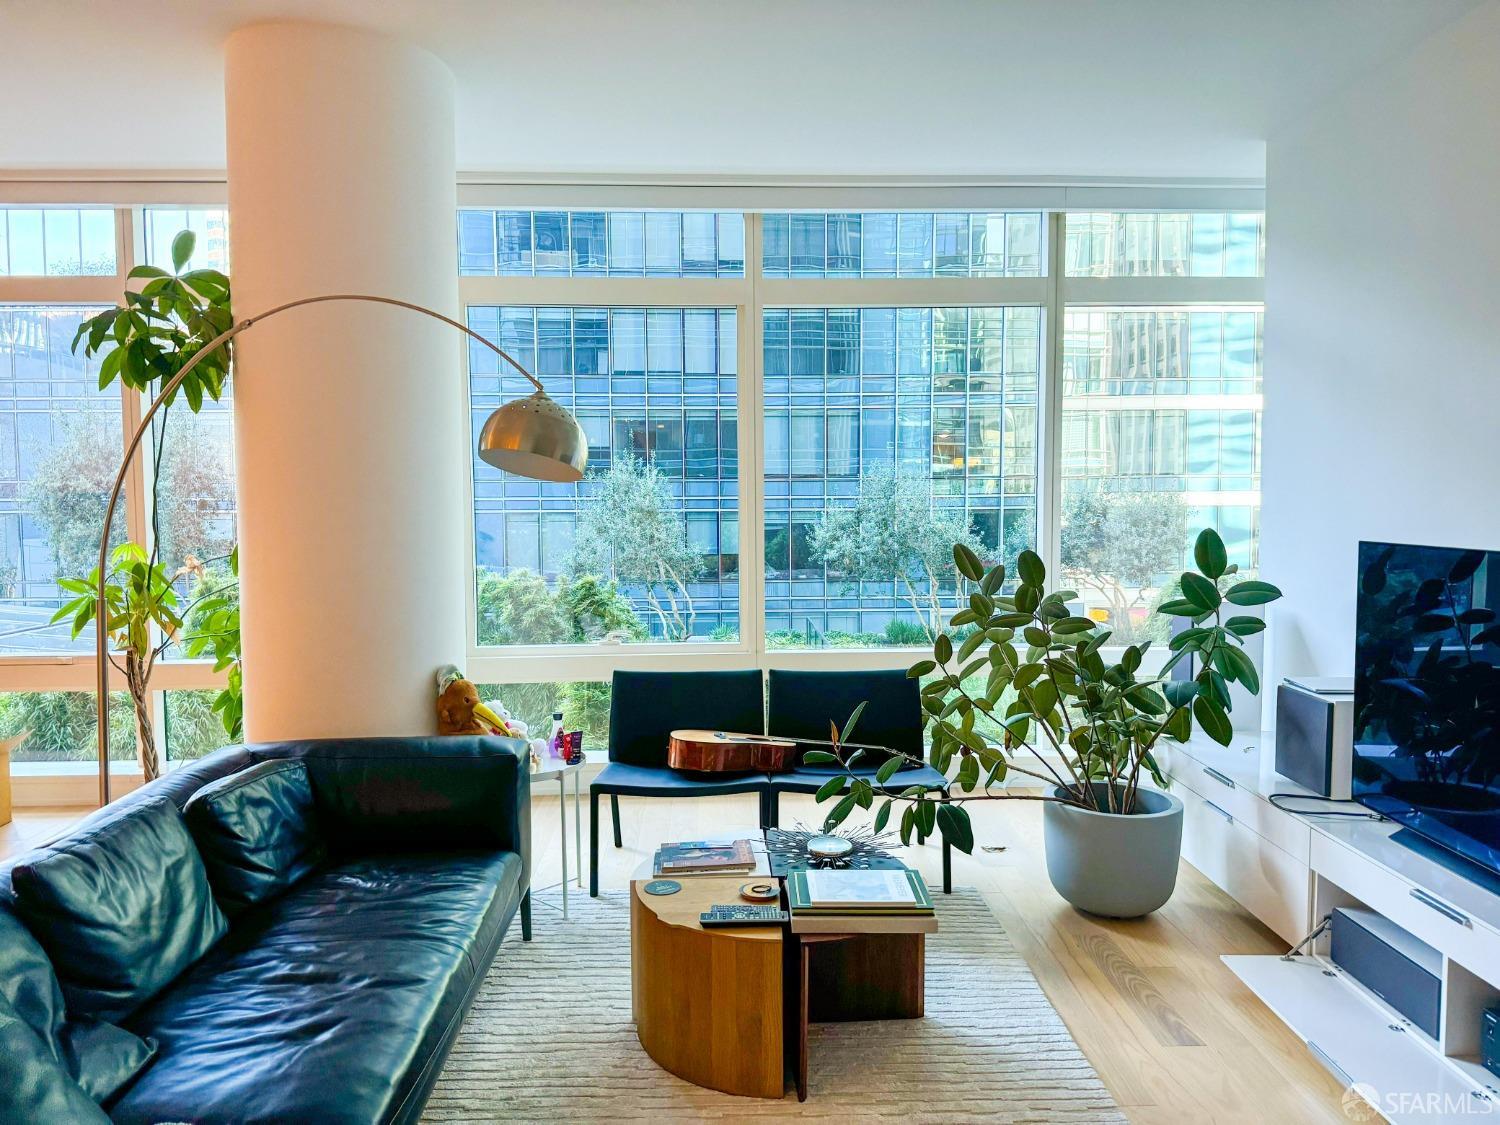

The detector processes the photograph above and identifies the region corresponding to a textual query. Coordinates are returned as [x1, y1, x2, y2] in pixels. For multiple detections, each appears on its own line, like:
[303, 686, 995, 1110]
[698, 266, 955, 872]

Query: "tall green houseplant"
[56, 231, 242, 776]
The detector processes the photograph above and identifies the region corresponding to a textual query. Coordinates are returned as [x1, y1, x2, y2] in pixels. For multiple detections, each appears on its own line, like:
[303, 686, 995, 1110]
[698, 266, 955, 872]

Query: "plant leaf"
[953, 542, 984, 582]
[935, 803, 974, 853]
[815, 775, 847, 801]
[1224, 580, 1282, 606]
[1180, 572, 1221, 612]
[171, 229, 196, 272]
[1193, 694, 1233, 746]
[1193, 528, 1228, 580]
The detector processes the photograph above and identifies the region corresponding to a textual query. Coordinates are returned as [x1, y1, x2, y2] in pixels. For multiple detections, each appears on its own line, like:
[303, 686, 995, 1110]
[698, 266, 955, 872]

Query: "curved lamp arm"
[93, 293, 548, 805]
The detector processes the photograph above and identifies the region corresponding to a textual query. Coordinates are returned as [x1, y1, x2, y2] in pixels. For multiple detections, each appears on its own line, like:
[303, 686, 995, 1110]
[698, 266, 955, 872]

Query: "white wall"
[1260, 0, 1500, 697]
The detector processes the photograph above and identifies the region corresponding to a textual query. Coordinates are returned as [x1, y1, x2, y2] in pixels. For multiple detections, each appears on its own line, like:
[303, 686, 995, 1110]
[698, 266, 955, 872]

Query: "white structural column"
[224, 23, 466, 739]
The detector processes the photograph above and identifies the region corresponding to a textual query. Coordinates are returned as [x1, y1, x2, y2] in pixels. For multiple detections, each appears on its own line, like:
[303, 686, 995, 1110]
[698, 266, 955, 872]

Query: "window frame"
[459, 203, 1264, 693]
[0, 181, 1265, 776]
[0, 203, 231, 777]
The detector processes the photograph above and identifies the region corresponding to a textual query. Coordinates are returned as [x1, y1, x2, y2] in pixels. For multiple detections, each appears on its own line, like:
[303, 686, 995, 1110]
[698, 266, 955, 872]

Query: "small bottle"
[549, 712, 565, 759]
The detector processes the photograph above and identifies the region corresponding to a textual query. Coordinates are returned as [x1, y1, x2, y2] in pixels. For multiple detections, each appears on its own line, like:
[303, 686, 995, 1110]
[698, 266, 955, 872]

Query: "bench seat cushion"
[111, 849, 523, 1125]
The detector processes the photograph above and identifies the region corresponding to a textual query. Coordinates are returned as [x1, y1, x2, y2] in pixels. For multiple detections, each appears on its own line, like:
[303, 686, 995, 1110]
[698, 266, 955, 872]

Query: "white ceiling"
[0, 0, 1482, 180]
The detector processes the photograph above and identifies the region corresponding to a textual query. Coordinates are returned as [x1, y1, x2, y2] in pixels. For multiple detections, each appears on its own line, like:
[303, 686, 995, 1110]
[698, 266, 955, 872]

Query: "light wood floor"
[542, 789, 1347, 1125]
[5, 792, 1346, 1123]
[0, 805, 92, 858]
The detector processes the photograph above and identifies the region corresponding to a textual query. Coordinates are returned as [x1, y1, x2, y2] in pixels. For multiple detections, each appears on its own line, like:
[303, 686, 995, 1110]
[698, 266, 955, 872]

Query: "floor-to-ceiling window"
[1059, 212, 1265, 643]
[0, 193, 1264, 784]
[0, 204, 238, 779]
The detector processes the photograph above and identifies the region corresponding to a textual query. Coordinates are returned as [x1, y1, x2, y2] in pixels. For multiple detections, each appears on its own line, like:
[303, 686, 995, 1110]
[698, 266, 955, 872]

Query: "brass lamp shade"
[478, 391, 589, 483]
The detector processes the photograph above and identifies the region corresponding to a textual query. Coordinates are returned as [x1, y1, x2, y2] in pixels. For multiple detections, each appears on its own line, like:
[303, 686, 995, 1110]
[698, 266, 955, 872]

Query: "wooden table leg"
[797, 941, 811, 1102]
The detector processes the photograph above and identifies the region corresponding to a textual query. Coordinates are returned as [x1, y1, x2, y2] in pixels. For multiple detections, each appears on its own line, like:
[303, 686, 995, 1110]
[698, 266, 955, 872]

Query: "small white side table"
[529, 756, 585, 919]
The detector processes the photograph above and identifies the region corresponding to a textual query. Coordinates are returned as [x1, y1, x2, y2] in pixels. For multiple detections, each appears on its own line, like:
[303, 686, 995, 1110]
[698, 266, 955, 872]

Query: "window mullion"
[739, 214, 766, 666]
[1038, 210, 1066, 583]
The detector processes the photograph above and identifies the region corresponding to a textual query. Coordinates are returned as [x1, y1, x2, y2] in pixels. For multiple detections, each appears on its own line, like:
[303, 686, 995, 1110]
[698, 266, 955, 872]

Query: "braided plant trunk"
[125, 650, 160, 782]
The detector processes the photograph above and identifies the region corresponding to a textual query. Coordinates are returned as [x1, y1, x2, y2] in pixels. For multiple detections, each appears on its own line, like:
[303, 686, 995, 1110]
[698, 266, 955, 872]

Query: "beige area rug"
[424, 886, 1123, 1122]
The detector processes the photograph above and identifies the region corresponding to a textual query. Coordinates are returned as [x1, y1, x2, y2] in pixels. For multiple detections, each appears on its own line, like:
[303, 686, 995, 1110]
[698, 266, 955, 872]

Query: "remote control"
[699, 905, 789, 927]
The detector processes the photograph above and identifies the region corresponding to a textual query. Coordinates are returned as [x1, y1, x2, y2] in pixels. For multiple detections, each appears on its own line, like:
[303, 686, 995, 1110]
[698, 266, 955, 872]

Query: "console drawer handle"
[1204, 766, 1237, 790]
[1204, 800, 1234, 824]
[1307, 1041, 1352, 1088]
[1410, 888, 1471, 928]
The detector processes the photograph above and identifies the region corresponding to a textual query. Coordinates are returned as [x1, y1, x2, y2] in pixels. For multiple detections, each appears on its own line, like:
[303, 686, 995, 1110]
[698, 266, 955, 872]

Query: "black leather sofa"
[0, 735, 530, 1124]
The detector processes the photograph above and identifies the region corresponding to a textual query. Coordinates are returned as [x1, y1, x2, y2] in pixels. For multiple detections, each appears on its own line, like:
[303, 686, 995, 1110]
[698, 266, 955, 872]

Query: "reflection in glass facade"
[469, 306, 740, 641]
[1065, 212, 1265, 277]
[1060, 305, 1263, 635]
[458, 210, 745, 278]
[764, 306, 1040, 644]
[0, 209, 116, 277]
[762, 212, 1043, 278]
[0, 306, 120, 653]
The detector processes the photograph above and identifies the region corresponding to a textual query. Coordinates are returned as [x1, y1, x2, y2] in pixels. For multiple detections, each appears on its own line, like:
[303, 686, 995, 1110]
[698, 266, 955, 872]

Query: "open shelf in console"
[1223, 954, 1488, 1122]
[1227, 817, 1500, 1122]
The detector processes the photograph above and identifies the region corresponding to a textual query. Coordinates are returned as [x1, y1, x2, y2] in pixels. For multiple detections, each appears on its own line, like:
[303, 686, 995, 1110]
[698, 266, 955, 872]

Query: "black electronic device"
[1275, 677, 1355, 798]
[1353, 541, 1500, 878]
[1483, 1007, 1500, 1079]
[699, 905, 789, 927]
[1330, 906, 1442, 1038]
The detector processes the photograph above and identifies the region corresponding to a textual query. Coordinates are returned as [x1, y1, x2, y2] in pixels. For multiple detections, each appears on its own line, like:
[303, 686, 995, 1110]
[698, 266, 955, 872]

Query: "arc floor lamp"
[92, 293, 588, 804]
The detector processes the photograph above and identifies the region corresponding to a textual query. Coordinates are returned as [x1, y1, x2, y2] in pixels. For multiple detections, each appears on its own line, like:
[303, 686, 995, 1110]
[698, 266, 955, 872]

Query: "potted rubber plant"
[811, 529, 1281, 917]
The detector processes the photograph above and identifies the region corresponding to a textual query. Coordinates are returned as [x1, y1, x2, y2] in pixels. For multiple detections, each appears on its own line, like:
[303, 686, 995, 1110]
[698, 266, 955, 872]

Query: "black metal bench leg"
[610, 793, 623, 848]
[590, 790, 600, 898]
[765, 789, 778, 830]
[940, 789, 953, 893]
[520, 890, 532, 941]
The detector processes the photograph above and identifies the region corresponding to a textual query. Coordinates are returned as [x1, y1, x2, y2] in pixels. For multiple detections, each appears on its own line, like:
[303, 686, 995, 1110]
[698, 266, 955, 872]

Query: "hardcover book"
[655, 839, 756, 874]
[786, 868, 934, 913]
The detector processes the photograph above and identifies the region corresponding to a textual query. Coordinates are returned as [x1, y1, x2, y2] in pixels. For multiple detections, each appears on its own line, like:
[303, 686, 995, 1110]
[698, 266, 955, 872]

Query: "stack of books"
[654, 839, 758, 877]
[786, 868, 938, 934]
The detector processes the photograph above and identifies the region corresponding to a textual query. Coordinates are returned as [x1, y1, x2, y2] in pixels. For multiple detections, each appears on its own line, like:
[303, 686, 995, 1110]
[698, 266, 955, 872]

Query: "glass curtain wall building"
[460, 208, 1264, 649]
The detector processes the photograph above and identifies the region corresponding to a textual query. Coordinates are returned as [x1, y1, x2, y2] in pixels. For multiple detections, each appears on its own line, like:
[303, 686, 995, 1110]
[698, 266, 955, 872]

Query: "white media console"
[1158, 733, 1500, 1122]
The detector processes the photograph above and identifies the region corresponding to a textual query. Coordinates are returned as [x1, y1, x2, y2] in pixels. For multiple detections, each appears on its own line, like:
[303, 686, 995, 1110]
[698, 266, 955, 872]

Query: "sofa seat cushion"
[9, 797, 227, 1022]
[111, 849, 523, 1125]
[185, 759, 325, 915]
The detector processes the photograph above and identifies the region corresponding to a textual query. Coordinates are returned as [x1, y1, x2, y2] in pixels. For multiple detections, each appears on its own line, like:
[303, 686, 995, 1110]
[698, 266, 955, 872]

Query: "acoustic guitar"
[667, 729, 902, 773]
[668, 729, 799, 773]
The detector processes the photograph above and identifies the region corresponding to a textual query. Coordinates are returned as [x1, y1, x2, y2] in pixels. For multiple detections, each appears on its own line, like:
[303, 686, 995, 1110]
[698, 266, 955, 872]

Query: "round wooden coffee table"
[629, 876, 785, 1099]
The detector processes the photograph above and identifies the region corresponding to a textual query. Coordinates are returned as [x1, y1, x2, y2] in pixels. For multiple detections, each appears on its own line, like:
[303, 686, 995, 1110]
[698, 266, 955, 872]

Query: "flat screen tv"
[1353, 541, 1500, 877]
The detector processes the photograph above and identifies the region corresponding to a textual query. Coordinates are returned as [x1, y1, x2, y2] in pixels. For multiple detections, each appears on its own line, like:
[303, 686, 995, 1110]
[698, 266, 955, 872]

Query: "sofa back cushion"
[60, 1016, 158, 1103]
[0, 908, 67, 1055]
[9, 797, 227, 1022]
[0, 909, 157, 1103]
[247, 737, 528, 851]
[185, 759, 325, 915]
[0, 995, 110, 1124]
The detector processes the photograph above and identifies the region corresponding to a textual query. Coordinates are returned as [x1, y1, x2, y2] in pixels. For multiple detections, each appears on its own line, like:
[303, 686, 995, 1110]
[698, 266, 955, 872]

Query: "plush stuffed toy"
[435, 665, 522, 737]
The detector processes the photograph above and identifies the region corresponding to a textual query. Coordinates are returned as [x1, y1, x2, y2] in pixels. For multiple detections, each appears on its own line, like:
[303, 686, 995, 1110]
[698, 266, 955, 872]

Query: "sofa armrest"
[245, 737, 531, 889]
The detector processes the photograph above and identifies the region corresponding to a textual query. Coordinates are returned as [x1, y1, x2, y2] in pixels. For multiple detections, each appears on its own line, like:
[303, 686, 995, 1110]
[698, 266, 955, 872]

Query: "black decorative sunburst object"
[766, 823, 904, 874]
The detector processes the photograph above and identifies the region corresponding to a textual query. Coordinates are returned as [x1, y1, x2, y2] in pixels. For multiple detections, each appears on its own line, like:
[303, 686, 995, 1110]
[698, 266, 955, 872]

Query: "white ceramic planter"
[1042, 784, 1184, 918]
